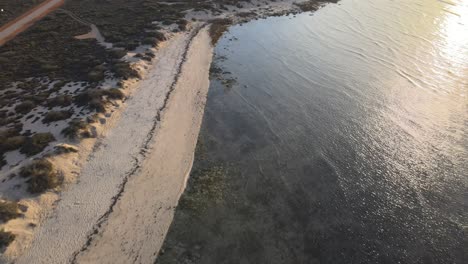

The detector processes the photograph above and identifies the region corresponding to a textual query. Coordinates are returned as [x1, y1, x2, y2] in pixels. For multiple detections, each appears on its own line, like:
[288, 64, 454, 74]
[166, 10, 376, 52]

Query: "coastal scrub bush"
[177, 19, 188, 31]
[0, 229, 15, 248]
[112, 62, 140, 80]
[14, 101, 36, 114]
[0, 200, 20, 223]
[142, 37, 158, 46]
[146, 31, 166, 41]
[74, 90, 106, 112]
[0, 136, 26, 153]
[61, 119, 88, 139]
[46, 95, 73, 108]
[105, 88, 125, 100]
[42, 110, 72, 123]
[109, 49, 128, 59]
[20, 133, 56, 156]
[75, 88, 125, 113]
[87, 70, 105, 82]
[19, 159, 59, 194]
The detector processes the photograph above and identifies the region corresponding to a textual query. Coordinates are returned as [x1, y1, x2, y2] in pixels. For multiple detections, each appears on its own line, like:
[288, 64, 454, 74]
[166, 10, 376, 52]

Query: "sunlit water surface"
[158, 0, 467, 263]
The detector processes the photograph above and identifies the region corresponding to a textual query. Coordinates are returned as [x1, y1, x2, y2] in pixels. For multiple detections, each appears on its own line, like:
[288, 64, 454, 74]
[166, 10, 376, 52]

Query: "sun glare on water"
[438, 0, 468, 65]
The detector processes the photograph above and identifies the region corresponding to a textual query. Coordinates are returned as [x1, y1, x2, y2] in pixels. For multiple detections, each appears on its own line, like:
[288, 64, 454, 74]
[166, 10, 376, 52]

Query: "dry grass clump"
[209, 18, 232, 45]
[20, 133, 56, 156]
[0, 229, 15, 248]
[42, 110, 73, 123]
[19, 159, 59, 194]
[0, 200, 20, 223]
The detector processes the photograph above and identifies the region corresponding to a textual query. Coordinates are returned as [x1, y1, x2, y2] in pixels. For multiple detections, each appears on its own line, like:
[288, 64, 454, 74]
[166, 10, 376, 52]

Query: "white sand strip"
[15, 27, 203, 264]
[75, 26, 213, 264]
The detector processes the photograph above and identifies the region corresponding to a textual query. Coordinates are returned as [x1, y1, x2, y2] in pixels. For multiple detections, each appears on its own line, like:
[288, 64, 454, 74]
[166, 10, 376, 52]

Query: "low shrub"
[20, 133, 55, 156]
[42, 110, 72, 123]
[177, 19, 188, 31]
[0, 136, 26, 153]
[112, 63, 140, 79]
[46, 95, 73, 108]
[109, 49, 128, 59]
[142, 37, 158, 46]
[74, 88, 124, 113]
[147, 31, 166, 41]
[104, 88, 124, 100]
[0, 200, 20, 223]
[19, 159, 59, 194]
[88, 70, 105, 82]
[74, 90, 106, 112]
[0, 229, 15, 248]
[14, 101, 36, 114]
[61, 119, 88, 139]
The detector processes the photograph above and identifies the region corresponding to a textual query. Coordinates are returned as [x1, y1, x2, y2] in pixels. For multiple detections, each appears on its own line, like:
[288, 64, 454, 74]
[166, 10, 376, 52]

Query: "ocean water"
[157, 0, 468, 263]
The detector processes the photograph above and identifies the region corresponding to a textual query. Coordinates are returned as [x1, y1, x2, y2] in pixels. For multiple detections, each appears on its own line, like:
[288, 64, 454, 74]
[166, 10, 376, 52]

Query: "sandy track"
[15, 26, 211, 264]
[0, 0, 64, 46]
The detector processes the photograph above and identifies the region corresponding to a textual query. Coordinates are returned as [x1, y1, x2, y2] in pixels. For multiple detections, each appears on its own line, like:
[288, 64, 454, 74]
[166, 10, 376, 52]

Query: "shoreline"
[0, 1, 333, 262]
